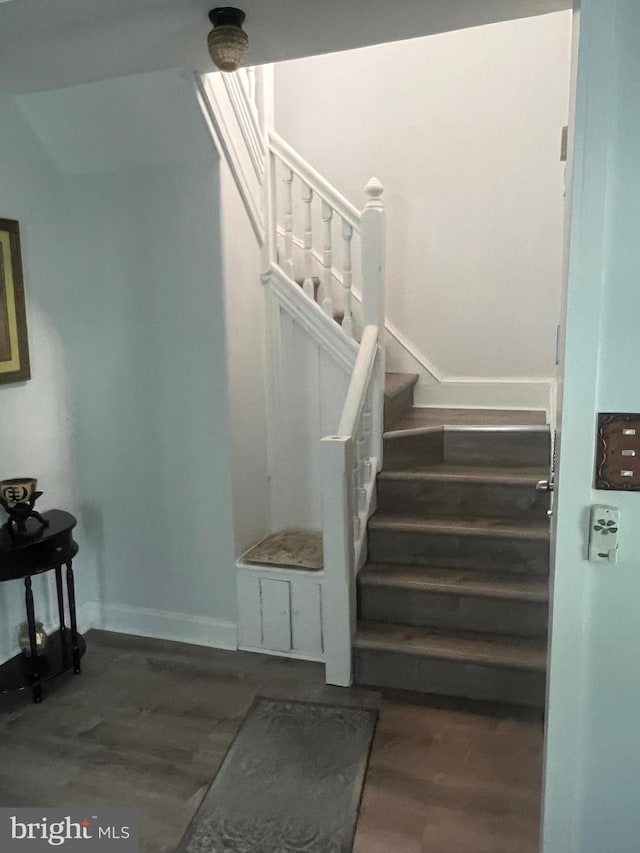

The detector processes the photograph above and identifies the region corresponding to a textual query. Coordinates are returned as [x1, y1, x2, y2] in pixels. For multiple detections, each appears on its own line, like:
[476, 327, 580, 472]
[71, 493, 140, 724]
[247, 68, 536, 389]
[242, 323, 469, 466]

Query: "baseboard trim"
[412, 377, 552, 416]
[0, 600, 102, 666]
[97, 603, 238, 651]
[78, 600, 101, 632]
[0, 601, 238, 666]
[238, 644, 324, 664]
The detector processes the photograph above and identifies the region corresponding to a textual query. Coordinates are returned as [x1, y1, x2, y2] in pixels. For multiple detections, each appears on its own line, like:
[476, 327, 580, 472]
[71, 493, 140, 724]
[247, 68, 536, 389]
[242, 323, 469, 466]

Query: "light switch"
[589, 506, 620, 563]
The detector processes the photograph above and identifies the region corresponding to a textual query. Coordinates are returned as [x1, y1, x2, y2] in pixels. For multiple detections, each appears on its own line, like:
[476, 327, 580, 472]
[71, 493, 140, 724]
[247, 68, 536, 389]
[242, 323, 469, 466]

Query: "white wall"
[220, 160, 271, 557]
[0, 70, 244, 660]
[67, 161, 238, 637]
[543, 1, 640, 851]
[275, 12, 571, 408]
[0, 95, 98, 661]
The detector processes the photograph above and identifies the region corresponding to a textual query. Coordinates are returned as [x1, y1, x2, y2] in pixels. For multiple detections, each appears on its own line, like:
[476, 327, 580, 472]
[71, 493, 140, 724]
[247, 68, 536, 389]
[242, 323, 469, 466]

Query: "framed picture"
[0, 218, 30, 385]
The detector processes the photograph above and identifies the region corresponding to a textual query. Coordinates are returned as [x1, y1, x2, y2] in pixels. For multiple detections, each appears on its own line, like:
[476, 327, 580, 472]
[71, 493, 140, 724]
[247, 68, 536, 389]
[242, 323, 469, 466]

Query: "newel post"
[361, 177, 385, 333]
[361, 178, 386, 467]
[321, 435, 356, 687]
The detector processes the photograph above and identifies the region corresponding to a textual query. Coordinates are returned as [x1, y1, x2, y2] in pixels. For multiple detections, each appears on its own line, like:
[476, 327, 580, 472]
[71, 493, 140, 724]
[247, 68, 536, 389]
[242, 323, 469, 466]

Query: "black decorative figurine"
[0, 478, 50, 539]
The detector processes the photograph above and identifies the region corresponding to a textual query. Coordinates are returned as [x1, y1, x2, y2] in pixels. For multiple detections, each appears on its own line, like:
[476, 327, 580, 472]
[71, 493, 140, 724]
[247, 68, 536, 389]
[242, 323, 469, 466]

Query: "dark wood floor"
[0, 631, 543, 852]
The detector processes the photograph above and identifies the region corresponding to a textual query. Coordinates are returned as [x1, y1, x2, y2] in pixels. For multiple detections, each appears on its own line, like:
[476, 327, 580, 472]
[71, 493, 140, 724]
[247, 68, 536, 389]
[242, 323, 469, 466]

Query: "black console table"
[0, 510, 85, 703]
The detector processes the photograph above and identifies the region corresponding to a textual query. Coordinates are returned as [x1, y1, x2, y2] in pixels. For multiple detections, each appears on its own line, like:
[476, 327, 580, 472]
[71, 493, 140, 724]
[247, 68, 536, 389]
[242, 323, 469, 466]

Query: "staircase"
[354, 374, 551, 708]
[201, 69, 552, 701]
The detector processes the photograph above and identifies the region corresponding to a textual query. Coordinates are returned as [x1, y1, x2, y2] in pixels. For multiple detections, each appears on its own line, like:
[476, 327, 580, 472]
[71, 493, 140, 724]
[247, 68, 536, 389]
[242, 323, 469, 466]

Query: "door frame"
[541, 0, 620, 850]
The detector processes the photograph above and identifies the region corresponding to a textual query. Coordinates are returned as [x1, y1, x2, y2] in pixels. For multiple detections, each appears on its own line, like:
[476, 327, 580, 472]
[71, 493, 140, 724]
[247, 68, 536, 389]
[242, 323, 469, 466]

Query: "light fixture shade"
[208, 7, 249, 73]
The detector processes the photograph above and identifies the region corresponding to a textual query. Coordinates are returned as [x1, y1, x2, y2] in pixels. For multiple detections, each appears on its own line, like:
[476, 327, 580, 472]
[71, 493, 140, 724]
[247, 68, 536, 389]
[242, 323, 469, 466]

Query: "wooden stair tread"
[369, 512, 550, 540]
[378, 464, 548, 485]
[384, 373, 419, 400]
[360, 396, 550, 703]
[359, 564, 548, 602]
[392, 407, 547, 430]
[355, 622, 547, 671]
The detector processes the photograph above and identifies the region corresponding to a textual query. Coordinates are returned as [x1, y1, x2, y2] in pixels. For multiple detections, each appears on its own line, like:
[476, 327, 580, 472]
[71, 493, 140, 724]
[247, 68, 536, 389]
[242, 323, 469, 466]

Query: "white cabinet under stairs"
[236, 566, 325, 661]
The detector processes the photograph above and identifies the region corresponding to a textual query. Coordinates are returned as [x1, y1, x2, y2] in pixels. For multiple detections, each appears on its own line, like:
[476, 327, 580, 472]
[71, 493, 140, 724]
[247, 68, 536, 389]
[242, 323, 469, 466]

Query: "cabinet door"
[291, 582, 323, 658]
[237, 572, 262, 649]
[260, 578, 292, 652]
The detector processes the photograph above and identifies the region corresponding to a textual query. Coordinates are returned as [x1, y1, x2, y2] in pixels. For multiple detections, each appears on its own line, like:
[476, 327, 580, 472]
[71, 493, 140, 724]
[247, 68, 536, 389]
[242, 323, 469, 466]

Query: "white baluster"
[358, 408, 370, 512]
[352, 416, 365, 531]
[341, 219, 354, 337]
[283, 167, 294, 279]
[360, 408, 372, 485]
[357, 435, 367, 489]
[362, 406, 372, 440]
[321, 202, 335, 319]
[354, 514, 362, 544]
[358, 485, 367, 516]
[351, 457, 360, 543]
[301, 182, 315, 301]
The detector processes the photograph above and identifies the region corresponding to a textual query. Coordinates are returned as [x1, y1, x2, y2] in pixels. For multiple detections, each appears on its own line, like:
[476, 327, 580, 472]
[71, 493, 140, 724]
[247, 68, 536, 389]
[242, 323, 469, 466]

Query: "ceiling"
[14, 70, 215, 174]
[0, 0, 571, 94]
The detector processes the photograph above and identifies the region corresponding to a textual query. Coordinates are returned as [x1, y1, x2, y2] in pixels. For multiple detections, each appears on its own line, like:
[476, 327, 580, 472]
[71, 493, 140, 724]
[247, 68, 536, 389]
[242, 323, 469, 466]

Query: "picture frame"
[0, 218, 31, 385]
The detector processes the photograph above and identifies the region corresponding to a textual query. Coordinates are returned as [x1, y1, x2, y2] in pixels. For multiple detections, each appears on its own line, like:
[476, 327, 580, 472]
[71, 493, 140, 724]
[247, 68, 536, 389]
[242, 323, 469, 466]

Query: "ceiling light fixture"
[207, 7, 249, 73]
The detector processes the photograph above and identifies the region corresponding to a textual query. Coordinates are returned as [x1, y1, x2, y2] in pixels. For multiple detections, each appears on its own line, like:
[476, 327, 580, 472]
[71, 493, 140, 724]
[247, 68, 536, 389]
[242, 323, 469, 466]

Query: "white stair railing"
[321, 183, 386, 687]
[197, 68, 386, 687]
[268, 130, 364, 338]
[266, 144, 386, 686]
[321, 325, 385, 686]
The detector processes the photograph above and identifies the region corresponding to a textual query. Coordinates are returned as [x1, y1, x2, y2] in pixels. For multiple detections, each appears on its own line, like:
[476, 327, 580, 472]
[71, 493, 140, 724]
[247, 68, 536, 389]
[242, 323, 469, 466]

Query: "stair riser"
[354, 649, 546, 708]
[382, 429, 550, 470]
[383, 430, 444, 470]
[367, 529, 549, 574]
[444, 430, 550, 468]
[359, 585, 548, 638]
[384, 385, 416, 431]
[377, 478, 550, 520]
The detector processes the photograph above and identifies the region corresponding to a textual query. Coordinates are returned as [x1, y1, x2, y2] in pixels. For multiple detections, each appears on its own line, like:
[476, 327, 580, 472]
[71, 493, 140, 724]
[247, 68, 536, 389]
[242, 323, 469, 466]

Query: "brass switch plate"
[596, 413, 640, 490]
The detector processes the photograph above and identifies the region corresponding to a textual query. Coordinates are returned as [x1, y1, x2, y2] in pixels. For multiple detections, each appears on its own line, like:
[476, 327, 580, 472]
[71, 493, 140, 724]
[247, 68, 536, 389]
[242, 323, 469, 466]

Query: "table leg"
[55, 566, 66, 632]
[65, 561, 81, 674]
[24, 576, 40, 689]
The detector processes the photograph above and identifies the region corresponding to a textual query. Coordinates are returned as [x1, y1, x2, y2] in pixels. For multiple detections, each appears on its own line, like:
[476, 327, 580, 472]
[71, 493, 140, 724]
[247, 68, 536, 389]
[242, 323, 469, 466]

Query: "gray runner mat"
[178, 696, 378, 853]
